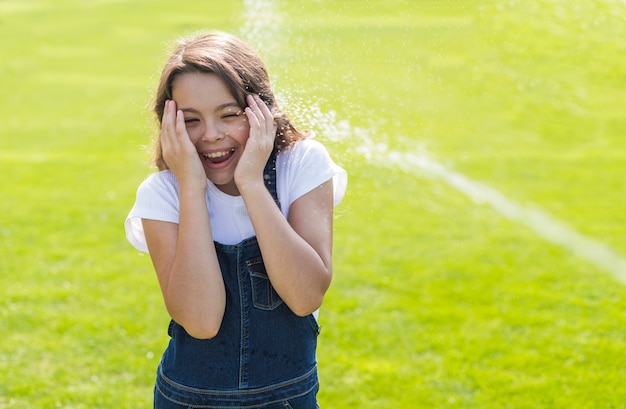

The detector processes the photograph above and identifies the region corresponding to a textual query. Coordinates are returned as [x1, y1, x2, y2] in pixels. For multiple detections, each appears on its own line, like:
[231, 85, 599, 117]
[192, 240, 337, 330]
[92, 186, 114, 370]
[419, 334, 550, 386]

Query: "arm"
[142, 100, 226, 339]
[142, 200, 225, 339]
[236, 95, 334, 316]
[239, 179, 334, 316]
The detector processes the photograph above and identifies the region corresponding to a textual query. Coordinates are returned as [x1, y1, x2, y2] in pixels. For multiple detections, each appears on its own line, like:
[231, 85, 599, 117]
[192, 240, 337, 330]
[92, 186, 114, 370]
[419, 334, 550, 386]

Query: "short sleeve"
[277, 139, 348, 211]
[124, 171, 181, 253]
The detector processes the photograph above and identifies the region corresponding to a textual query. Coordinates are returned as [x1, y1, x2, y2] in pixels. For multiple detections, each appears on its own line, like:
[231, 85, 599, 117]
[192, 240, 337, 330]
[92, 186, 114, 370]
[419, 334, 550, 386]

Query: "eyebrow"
[179, 102, 241, 114]
[216, 102, 241, 111]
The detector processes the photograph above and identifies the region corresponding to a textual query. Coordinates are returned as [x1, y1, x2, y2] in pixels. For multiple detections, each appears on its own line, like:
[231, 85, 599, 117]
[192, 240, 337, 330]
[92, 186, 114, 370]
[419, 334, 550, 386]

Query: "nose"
[201, 120, 224, 143]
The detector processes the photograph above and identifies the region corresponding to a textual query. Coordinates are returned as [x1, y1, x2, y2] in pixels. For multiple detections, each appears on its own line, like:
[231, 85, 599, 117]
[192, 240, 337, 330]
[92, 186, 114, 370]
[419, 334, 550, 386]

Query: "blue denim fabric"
[154, 151, 321, 409]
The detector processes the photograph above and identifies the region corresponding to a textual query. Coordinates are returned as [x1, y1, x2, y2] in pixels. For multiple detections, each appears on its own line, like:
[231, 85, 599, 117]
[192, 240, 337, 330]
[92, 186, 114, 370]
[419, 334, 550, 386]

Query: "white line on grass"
[240, 0, 626, 284]
[304, 105, 626, 283]
[384, 148, 626, 283]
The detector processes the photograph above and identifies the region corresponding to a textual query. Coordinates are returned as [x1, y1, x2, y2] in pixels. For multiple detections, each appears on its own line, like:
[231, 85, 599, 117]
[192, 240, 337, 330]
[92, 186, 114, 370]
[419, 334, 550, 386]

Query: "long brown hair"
[151, 31, 304, 170]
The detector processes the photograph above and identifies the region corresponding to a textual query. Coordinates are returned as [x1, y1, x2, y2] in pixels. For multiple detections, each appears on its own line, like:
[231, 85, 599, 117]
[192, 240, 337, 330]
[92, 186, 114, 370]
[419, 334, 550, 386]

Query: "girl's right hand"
[160, 100, 207, 192]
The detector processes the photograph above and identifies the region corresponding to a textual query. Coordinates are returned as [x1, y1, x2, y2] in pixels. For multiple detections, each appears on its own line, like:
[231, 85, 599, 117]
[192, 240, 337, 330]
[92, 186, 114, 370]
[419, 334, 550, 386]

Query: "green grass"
[2, 0, 626, 408]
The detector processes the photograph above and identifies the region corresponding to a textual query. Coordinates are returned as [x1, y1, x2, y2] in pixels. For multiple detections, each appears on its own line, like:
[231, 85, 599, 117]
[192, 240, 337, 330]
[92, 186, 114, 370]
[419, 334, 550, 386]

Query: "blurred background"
[1, 0, 625, 407]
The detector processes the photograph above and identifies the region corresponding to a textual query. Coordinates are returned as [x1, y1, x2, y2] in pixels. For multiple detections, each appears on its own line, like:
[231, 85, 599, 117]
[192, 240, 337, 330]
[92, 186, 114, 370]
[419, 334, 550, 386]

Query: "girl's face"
[171, 72, 250, 195]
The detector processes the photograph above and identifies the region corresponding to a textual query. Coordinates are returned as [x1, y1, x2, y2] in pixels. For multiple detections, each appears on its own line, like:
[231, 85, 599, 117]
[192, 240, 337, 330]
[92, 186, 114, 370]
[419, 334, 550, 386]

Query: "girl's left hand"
[234, 94, 277, 188]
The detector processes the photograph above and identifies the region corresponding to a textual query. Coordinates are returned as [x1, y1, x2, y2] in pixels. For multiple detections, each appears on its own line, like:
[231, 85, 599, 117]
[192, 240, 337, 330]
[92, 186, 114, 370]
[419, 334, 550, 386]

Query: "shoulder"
[138, 170, 178, 189]
[132, 170, 181, 221]
[279, 138, 330, 162]
[125, 170, 180, 253]
[276, 138, 348, 208]
[136, 170, 179, 198]
[277, 139, 337, 175]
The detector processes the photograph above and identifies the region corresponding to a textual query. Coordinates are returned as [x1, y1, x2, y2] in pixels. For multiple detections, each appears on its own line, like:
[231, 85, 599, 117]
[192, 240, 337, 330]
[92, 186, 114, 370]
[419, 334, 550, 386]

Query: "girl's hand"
[160, 100, 207, 192]
[234, 94, 276, 189]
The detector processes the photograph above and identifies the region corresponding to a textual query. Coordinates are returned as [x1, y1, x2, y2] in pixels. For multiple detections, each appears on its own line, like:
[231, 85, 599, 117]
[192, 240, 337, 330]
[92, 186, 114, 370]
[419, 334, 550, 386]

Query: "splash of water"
[283, 95, 626, 283]
[240, 0, 283, 58]
[240, 0, 626, 284]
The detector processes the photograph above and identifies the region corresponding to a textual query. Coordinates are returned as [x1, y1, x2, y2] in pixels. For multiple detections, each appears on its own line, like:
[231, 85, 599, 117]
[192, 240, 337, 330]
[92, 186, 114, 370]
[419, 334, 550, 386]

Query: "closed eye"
[222, 112, 242, 119]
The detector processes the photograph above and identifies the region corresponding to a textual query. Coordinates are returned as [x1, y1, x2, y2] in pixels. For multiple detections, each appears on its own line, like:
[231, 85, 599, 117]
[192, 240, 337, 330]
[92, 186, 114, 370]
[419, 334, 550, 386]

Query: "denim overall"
[154, 151, 321, 409]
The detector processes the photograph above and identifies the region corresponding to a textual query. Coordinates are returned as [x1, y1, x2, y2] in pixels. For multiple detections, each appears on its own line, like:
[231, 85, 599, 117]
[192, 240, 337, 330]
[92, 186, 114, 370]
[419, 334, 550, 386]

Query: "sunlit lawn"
[1, 0, 626, 408]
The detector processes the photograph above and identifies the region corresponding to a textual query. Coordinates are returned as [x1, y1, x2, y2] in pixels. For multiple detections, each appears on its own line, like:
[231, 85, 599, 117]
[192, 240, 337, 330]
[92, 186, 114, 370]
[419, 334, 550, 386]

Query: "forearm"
[152, 98, 227, 338]
[240, 182, 332, 316]
[167, 190, 226, 338]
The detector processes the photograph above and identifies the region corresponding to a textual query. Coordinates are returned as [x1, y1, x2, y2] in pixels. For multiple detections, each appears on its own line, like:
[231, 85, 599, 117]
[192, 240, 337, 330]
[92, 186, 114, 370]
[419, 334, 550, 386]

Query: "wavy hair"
[150, 31, 304, 170]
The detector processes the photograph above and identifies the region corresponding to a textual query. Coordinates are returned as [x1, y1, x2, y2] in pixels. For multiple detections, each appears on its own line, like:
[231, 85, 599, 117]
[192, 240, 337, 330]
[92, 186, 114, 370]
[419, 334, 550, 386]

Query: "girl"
[125, 31, 347, 408]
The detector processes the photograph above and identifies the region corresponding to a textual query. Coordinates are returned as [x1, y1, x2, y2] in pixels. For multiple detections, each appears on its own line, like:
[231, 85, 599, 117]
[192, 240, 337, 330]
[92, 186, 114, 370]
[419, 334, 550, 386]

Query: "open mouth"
[203, 148, 236, 165]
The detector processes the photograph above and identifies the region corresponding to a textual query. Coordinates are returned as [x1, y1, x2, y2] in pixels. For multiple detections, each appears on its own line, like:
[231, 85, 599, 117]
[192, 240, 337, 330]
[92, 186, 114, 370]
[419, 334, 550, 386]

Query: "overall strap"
[263, 148, 281, 210]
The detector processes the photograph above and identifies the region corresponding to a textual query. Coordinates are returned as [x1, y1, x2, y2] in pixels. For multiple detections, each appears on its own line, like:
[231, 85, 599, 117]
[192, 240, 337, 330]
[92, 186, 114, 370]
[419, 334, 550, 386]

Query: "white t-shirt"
[125, 139, 347, 252]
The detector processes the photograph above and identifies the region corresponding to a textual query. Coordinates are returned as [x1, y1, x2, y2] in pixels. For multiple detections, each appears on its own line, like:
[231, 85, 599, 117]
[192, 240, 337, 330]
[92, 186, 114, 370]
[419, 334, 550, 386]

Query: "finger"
[160, 100, 174, 149]
[247, 95, 272, 138]
[252, 95, 273, 135]
[164, 101, 179, 129]
[244, 98, 261, 131]
[254, 95, 274, 130]
[175, 108, 188, 141]
[245, 95, 261, 120]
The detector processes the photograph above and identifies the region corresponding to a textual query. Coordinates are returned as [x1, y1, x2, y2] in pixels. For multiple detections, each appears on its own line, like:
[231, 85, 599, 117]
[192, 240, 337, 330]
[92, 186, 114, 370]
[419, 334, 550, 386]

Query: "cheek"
[186, 126, 203, 144]
[234, 124, 251, 145]
[239, 133, 251, 147]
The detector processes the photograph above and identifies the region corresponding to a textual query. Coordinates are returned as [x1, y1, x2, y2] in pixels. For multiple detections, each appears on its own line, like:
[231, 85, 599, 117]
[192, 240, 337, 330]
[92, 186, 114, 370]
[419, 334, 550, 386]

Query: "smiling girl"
[124, 31, 347, 408]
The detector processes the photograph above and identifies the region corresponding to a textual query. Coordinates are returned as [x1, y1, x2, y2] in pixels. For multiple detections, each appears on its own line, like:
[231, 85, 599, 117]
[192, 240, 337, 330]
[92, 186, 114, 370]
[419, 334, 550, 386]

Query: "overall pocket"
[247, 256, 283, 310]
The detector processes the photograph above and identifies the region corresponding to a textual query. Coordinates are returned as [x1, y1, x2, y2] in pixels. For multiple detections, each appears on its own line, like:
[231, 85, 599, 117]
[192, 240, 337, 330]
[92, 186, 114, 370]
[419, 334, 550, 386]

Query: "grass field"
[1, 0, 626, 408]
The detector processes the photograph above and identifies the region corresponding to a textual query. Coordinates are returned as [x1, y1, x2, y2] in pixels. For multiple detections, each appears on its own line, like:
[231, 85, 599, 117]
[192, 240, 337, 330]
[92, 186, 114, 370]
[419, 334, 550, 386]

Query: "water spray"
[239, 0, 626, 284]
